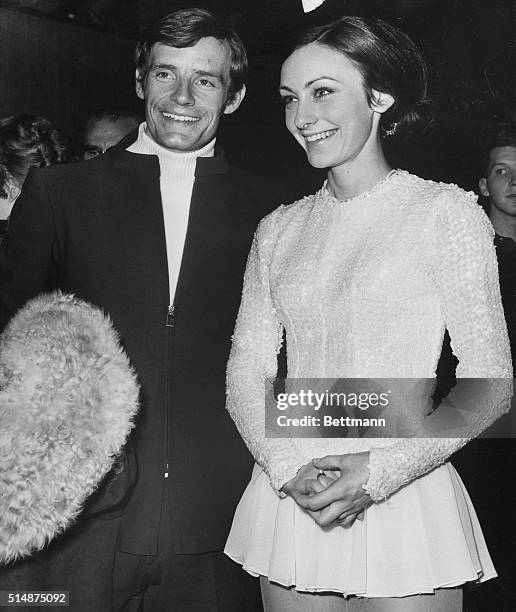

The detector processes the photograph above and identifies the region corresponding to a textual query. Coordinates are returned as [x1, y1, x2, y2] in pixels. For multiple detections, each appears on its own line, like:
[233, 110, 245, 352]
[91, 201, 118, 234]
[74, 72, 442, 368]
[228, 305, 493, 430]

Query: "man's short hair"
[481, 123, 516, 176]
[134, 8, 247, 102]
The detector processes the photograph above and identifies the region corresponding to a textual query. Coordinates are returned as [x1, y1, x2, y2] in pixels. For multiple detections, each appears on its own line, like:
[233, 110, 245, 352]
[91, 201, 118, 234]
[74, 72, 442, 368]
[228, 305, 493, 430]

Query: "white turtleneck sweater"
[127, 123, 215, 304]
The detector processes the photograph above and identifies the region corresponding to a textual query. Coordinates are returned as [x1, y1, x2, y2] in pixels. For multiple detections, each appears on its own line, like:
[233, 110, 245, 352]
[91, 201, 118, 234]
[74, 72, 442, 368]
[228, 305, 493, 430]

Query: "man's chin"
[154, 134, 201, 153]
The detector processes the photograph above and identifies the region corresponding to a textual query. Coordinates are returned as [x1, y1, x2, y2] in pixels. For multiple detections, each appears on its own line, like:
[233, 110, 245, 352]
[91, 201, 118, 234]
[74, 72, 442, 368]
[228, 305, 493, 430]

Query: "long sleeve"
[0, 168, 58, 329]
[226, 209, 305, 493]
[364, 189, 513, 501]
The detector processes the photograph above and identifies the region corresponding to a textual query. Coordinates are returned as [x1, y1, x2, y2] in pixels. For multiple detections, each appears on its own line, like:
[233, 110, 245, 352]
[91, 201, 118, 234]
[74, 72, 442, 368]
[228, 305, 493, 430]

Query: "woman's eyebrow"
[305, 76, 338, 87]
[279, 76, 339, 92]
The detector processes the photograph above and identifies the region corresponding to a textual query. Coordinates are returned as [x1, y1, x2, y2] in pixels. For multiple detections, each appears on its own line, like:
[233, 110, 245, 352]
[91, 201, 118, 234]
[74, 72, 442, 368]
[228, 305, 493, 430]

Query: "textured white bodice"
[226, 171, 512, 500]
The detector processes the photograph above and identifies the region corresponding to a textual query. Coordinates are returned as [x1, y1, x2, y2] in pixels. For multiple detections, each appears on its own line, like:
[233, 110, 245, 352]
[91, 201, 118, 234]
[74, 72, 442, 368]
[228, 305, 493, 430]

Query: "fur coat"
[0, 292, 139, 563]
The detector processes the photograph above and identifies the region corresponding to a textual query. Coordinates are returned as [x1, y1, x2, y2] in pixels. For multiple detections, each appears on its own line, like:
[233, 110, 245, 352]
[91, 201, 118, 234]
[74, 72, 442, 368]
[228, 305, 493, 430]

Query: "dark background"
[0, 1, 515, 610]
[0, 0, 514, 193]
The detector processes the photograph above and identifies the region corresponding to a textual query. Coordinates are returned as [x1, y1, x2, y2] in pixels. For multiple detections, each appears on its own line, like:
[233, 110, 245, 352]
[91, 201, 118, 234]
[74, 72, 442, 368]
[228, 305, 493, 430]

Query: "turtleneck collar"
[108, 123, 228, 177]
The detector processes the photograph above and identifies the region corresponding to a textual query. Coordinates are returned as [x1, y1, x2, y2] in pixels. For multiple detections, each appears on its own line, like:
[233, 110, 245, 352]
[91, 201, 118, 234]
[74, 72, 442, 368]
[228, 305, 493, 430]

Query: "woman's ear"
[370, 90, 395, 114]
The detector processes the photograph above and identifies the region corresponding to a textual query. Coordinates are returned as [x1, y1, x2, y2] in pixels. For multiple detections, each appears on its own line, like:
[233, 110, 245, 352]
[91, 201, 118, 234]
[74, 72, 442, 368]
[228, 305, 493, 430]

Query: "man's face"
[136, 38, 245, 152]
[83, 118, 138, 159]
[479, 146, 516, 217]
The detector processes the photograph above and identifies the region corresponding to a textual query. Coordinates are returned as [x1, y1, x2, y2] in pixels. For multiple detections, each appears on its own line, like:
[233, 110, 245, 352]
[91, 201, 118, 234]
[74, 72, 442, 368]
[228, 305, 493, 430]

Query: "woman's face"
[280, 43, 387, 170]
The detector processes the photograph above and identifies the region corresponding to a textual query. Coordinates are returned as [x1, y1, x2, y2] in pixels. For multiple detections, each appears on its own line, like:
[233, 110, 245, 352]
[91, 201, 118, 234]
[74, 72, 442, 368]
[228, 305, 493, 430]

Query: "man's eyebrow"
[489, 162, 511, 169]
[195, 69, 224, 82]
[150, 63, 175, 70]
[150, 64, 223, 78]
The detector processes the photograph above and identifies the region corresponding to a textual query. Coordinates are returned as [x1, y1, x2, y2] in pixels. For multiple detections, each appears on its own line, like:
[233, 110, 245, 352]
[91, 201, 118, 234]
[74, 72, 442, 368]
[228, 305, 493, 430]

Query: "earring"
[384, 122, 398, 137]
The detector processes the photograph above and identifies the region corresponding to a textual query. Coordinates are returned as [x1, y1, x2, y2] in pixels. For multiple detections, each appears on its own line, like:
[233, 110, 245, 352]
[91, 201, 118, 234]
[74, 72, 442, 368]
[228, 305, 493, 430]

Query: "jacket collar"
[107, 127, 229, 177]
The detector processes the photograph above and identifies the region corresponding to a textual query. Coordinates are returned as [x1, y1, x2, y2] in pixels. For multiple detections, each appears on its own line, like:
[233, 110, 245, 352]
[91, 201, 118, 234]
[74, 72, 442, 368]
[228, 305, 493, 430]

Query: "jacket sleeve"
[226, 209, 305, 494]
[364, 189, 513, 501]
[0, 168, 59, 329]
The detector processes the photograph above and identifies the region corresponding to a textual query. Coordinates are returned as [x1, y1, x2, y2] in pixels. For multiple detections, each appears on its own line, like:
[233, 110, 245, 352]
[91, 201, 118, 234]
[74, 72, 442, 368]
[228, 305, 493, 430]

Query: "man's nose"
[171, 79, 194, 106]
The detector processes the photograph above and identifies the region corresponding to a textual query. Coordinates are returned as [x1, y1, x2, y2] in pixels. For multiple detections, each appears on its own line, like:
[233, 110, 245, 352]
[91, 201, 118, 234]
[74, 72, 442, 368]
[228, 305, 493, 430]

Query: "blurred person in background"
[479, 125, 516, 364]
[0, 114, 71, 242]
[446, 125, 516, 612]
[0, 115, 72, 242]
[82, 109, 141, 160]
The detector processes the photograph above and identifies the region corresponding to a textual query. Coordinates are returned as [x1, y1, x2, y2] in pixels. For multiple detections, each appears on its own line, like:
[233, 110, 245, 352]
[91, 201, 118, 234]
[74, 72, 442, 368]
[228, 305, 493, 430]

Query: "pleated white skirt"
[224, 462, 496, 598]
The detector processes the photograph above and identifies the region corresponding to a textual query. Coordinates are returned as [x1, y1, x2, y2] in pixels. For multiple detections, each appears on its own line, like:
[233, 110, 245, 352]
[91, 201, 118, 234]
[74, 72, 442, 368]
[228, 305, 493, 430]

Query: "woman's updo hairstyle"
[0, 115, 71, 198]
[293, 16, 431, 138]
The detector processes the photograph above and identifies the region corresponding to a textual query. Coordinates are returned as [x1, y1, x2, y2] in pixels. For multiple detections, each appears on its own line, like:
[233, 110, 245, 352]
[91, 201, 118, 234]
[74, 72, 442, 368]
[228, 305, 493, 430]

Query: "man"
[0, 9, 293, 611]
[449, 127, 516, 611]
[82, 109, 141, 159]
[435, 128, 516, 400]
[479, 127, 516, 362]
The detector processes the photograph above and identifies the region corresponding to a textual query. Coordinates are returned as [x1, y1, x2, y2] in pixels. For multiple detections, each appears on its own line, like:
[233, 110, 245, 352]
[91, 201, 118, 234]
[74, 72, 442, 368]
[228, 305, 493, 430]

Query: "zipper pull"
[166, 305, 175, 328]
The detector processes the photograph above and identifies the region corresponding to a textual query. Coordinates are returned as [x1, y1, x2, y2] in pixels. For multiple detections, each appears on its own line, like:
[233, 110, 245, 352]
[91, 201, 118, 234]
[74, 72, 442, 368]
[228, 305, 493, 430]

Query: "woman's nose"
[293, 100, 317, 130]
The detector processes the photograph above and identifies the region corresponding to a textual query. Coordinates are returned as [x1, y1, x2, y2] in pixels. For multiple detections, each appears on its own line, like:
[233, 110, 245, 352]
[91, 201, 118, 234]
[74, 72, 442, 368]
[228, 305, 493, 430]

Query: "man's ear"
[370, 89, 395, 114]
[479, 177, 490, 197]
[223, 84, 246, 115]
[135, 69, 145, 100]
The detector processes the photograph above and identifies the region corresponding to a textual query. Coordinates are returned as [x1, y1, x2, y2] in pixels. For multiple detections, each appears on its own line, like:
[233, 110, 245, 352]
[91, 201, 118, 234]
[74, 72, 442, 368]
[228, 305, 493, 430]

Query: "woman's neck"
[326, 149, 392, 201]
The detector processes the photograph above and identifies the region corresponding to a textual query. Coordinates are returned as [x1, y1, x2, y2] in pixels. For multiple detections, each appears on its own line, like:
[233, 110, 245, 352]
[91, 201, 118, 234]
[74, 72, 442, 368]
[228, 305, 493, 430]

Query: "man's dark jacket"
[0, 132, 293, 555]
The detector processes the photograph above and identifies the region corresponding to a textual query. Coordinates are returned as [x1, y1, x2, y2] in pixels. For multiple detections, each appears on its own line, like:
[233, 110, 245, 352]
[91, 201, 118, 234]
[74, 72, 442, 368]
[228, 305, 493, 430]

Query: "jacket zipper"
[166, 304, 175, 328]
[164, 304, 175, 478]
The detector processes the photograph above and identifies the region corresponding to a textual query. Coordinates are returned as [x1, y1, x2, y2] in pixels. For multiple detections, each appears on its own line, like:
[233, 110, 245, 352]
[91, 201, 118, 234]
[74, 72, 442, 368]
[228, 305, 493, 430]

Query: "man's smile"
[161, 112, 200, 123]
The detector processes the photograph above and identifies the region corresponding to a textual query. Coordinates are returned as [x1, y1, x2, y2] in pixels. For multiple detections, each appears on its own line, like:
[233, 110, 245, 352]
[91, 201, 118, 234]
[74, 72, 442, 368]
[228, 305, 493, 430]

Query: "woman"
[0, 114, 71, 242]
[224, 16, 512, 612]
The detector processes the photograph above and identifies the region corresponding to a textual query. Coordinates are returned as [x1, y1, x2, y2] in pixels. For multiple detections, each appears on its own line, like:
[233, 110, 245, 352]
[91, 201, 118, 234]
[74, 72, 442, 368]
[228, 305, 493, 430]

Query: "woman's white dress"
[224, 171, 512, 597]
